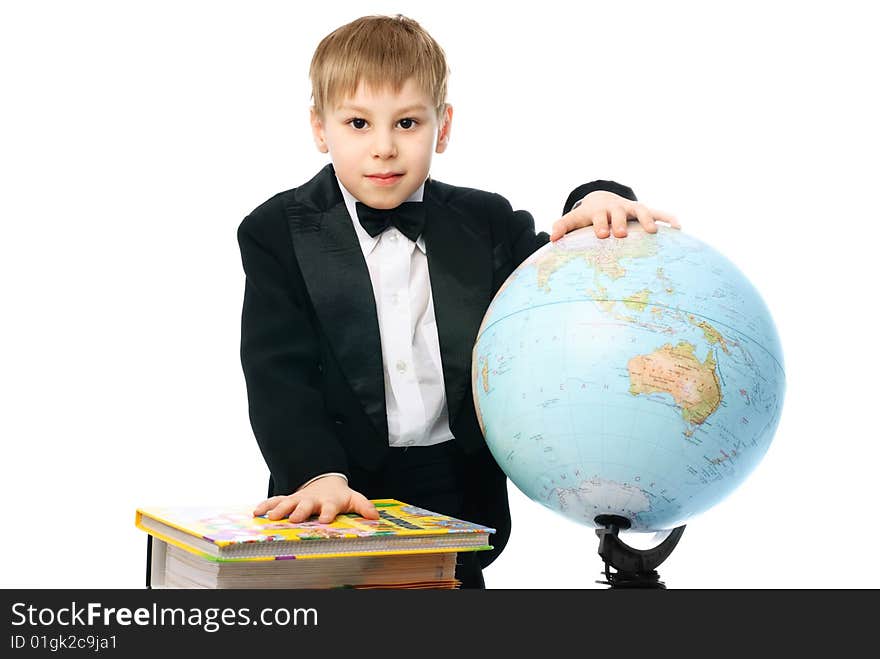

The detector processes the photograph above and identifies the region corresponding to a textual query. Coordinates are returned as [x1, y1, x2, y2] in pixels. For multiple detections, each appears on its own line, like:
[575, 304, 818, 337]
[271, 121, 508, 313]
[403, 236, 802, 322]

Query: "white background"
[2, 0, 877, 589]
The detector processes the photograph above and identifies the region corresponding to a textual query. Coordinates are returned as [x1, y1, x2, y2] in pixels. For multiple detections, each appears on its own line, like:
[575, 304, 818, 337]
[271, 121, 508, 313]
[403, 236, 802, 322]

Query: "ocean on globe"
[472, 224, 785, 532]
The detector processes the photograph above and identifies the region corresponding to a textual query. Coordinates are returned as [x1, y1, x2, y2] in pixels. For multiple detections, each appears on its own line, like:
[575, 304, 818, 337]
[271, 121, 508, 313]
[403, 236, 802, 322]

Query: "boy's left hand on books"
[550, 190, 681, 242]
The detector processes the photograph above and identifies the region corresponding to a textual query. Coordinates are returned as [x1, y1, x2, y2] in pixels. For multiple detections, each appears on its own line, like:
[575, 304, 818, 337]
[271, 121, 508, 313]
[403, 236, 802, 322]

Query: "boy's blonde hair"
[309, 14, 449, 121]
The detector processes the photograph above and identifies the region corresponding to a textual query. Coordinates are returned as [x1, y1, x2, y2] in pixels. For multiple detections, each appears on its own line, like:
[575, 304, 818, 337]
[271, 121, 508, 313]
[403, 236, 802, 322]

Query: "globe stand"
[594, 515, 686, 589]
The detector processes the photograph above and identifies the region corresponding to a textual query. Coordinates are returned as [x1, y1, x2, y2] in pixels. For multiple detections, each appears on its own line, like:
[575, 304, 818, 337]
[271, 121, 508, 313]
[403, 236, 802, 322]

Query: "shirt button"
[391, 293, 400, 305]
[388, 232, 398, 243]
[396, 360, 407, 374]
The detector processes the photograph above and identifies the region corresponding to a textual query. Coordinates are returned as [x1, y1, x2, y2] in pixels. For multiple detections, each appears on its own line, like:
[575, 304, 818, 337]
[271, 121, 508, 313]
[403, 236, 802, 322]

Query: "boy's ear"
[435, 103, 453, 154]
[310, 107, 329, 154]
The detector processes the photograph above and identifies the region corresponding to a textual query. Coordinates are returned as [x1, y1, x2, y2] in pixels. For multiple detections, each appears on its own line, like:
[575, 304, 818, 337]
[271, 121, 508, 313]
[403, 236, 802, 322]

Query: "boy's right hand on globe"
[253, 475, 379, 524]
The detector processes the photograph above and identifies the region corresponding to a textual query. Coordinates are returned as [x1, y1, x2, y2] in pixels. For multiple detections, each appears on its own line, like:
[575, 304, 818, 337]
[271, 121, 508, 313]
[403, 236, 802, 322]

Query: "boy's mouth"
[365, 173, 403, 186]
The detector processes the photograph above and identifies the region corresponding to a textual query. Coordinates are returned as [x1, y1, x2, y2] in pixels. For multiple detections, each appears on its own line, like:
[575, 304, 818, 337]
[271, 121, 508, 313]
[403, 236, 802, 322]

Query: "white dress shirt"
[339, 176, 454, 449]
[297, 176, 455, 491]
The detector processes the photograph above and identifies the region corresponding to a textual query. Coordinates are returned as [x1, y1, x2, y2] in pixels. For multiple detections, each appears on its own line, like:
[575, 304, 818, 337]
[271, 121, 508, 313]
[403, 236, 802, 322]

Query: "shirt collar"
[336, 175, 427, 257]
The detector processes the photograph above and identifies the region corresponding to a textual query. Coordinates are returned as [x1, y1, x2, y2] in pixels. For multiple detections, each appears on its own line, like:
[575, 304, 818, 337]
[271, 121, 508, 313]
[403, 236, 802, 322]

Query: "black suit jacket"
[237, 163, 636, 566]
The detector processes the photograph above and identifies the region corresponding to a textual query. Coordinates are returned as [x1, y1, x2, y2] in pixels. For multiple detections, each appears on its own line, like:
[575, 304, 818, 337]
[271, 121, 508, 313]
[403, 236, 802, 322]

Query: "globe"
[472, 224, 785, 532]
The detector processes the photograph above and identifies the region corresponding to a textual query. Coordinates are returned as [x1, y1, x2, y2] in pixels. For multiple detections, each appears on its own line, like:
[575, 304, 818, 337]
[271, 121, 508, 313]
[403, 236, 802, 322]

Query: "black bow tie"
[355, 201, 425, 243]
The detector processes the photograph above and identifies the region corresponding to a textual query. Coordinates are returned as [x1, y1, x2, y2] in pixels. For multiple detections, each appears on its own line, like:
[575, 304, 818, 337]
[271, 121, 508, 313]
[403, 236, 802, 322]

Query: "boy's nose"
[370, 130, 397, 159]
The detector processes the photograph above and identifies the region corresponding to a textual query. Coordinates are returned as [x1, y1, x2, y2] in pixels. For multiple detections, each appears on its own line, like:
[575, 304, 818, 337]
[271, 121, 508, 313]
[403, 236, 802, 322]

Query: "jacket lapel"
[284, 165, 388, 440]
[423, 179, 492, 430]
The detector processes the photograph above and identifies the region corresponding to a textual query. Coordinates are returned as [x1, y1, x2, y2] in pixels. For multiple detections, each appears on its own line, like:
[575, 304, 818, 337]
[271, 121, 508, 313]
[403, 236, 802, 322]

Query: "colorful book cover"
[135, 499, 495, 561]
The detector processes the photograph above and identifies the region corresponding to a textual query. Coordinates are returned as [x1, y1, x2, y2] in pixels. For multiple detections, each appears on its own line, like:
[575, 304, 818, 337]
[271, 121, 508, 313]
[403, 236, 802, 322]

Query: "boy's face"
[311, 77, 453, 209]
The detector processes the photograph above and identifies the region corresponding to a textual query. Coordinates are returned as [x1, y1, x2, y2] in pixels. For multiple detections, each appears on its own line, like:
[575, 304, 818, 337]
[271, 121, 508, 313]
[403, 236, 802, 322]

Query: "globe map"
[472, 225, 785, 532]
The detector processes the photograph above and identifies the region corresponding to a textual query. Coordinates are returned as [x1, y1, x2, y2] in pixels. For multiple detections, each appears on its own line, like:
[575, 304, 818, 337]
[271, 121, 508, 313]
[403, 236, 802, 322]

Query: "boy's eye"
[346, 118, 419, 130]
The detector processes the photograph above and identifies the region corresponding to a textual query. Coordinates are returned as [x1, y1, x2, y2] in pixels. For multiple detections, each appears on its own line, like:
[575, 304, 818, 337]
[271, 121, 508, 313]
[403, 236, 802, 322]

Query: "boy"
[238, 15, 679, 588]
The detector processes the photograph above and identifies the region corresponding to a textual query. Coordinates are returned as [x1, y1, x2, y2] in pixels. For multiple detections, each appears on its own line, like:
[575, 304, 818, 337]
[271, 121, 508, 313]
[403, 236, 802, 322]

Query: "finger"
[650, 208, 681, 229]
[610, 206, 628, 237]
[635, 205, 657, 233]
[550, 217, 570, 242]
[287, 498, 318, 523]
[352, 493, 380, 520]
[254, 496, 285, 516]
[265, 496, 300, 520]
[317, 502, 341, 525]
[591, 211, 610, 238]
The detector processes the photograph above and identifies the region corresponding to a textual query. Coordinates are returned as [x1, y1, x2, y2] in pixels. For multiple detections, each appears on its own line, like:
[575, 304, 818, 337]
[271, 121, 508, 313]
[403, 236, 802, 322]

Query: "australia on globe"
[472, 224, 785, 532]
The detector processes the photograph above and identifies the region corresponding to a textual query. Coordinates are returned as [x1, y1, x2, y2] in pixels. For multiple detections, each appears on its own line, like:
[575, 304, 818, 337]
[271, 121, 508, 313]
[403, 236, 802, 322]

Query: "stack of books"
[135, 499, 494, 589]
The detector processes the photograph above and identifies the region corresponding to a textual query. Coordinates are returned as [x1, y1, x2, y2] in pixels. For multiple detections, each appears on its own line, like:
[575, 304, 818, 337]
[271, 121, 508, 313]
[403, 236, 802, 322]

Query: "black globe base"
[594, 515, 686, 589]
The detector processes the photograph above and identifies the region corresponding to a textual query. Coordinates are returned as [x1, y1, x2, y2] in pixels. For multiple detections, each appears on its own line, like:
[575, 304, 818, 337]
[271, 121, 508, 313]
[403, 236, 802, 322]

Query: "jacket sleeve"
[237, 212, 348, 495]
[562, 180, 638, 214]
